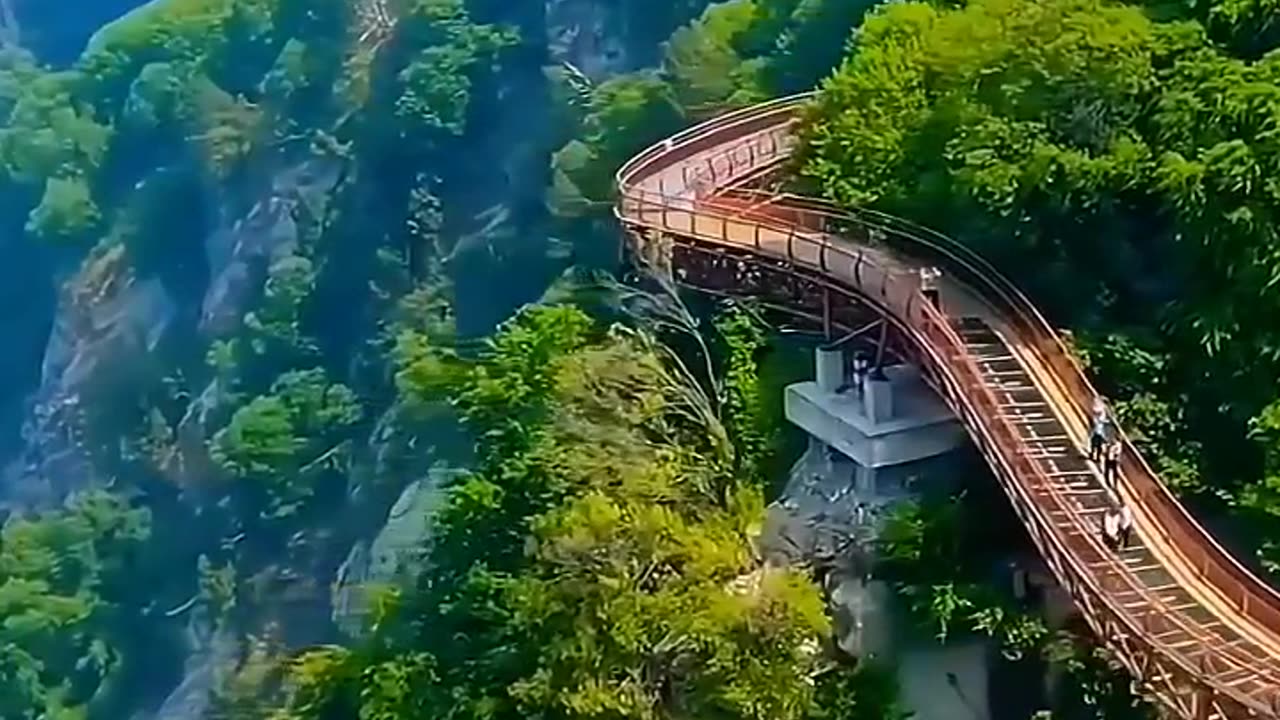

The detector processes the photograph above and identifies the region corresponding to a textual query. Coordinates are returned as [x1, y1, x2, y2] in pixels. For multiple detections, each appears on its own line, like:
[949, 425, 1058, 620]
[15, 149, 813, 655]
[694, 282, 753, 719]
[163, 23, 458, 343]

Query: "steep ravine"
[0, 2, 710, 719]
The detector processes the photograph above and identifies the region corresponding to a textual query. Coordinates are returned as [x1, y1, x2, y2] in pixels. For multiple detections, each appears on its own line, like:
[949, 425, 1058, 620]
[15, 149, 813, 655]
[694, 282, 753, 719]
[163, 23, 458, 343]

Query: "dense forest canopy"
[4, 0, 1280, 718]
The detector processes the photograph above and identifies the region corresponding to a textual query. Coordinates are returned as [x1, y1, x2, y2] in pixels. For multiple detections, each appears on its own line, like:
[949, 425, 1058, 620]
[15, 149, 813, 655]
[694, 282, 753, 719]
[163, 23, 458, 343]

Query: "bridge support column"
[762, 346, 989, 720]
[815, 346, 843, 393]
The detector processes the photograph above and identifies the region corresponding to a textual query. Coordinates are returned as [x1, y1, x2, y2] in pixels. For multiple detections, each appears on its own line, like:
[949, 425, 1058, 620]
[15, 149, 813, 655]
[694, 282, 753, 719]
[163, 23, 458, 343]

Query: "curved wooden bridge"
[615, 95, 1280, 719]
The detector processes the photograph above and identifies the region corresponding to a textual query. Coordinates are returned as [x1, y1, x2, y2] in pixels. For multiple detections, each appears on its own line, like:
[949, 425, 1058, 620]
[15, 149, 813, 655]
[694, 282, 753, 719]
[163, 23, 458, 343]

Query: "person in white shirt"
[1118, 504, 1134, 549]
[1102, 507, 1120, 551]
[852, 351, 870, 396]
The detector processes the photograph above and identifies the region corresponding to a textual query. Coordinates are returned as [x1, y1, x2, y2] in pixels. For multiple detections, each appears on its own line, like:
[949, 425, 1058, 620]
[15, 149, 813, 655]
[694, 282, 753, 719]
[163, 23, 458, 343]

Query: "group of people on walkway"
[1089, 397, 1135, 551]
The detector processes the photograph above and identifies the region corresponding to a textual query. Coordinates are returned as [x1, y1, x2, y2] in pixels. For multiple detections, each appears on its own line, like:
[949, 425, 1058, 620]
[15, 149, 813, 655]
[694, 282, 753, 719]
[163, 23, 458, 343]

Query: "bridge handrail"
[616, 94, 809, 192]
[613, 96, 1280, 714]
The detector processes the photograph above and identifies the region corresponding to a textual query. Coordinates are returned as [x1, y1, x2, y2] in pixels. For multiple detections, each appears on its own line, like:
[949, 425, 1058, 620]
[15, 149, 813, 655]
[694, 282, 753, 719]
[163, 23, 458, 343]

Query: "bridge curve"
[615, 95, 1280, 719]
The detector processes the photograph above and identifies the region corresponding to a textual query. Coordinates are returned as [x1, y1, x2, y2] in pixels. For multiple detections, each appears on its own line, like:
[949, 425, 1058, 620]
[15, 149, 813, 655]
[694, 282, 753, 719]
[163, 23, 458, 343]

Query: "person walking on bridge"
[1103, 440, 1122, 489]
[1118, 503, 1134, 550]
[1088, 397, 1112, 463]
[1102, 505, 1121, 551]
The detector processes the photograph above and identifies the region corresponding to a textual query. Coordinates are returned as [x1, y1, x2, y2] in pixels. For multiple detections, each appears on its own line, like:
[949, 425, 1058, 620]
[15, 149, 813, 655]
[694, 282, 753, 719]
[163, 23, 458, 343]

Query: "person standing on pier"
[920, 266, 942, 310]
[852, 351, 870, 396]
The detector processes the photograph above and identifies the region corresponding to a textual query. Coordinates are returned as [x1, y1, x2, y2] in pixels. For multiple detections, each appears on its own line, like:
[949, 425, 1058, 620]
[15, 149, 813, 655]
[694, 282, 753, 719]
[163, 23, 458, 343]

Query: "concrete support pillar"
[808, 436, 836, 477]
[808, 435, 825, 458]
[864, 375, 894, 423]
[815, 347, 844, 394]
[775, 356, 988, 720]
[855, 463, 876, 496]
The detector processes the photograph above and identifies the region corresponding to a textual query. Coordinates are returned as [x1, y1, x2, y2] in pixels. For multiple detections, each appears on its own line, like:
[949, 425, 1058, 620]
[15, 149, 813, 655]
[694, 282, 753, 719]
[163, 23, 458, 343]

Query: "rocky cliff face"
[2, 154, 343, 511]
[5, 245, 175, 509]
[0, 0, 696, 502]
[0, 1, 696, 717]
[545, 0, 633, 78]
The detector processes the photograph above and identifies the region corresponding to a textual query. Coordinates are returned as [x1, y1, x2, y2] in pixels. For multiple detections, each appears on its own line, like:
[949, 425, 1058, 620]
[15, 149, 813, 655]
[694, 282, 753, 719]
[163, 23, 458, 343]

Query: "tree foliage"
[25, 176, 102, 242]
[392, 0, 515, 142]
[0, 493, 150, 720]
[212, 368, 362, 519]
[550, 0, 868, 226]
[715, 302, 773, 484]
[264, 304, 874, 720]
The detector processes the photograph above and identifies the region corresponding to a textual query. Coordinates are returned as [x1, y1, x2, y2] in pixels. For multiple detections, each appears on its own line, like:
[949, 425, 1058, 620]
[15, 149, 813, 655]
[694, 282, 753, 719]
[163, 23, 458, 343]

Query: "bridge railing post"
[658, 178, 669, 228]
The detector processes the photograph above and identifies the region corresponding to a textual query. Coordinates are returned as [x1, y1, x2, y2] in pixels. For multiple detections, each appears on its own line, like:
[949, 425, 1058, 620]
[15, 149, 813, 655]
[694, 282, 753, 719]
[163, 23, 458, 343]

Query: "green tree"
[0, 71, 112, 188]
[242, 255, 320, 374]
[808, 663, 909, 720]
[25, 176, 102, 242]
[716, 303, 773, 483]
[392, 0, 513, 142]
[0, 492, 150, 720]
[272, 305, 895, 720]
[211, 368, 362, 519]
[664, 0, 768, 109]
[764, 0, 878, 94]
[555, 72, 685, 207]
[123, 61, 196, 130]
[213, 395, 302, 479]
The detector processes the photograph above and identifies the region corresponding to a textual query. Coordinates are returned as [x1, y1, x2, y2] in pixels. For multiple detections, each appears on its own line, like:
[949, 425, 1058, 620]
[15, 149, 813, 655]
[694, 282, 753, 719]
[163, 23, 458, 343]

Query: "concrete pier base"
[762, 347, 991, 720]
[785, 363, 966, 470]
